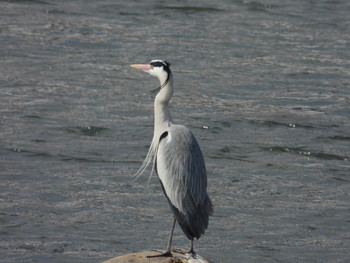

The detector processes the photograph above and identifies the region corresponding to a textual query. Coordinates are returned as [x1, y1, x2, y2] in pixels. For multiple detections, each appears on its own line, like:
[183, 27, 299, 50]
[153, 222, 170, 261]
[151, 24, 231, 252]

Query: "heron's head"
[131, 60, 171, 78]
[131, 60, 172, 93]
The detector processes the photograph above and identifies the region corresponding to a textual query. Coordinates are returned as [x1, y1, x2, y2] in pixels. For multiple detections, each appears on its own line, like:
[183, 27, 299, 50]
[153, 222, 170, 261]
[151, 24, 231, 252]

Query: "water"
[1, 0, 349, 262]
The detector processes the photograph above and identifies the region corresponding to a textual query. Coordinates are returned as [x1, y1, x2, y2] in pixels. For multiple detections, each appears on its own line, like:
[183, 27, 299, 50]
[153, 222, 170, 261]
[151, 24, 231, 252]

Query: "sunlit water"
[1, 1, 349, 262]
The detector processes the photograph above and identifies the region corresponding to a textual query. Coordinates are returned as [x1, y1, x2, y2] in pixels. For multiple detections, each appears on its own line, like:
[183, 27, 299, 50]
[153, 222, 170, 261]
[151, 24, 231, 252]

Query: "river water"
[1, 0, 349, 262]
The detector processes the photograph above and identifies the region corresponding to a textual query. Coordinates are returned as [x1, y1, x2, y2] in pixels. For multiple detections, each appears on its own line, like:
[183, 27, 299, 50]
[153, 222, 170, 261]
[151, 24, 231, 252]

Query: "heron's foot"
[147, 250, 172, 258]
[188, 249, 196, 257]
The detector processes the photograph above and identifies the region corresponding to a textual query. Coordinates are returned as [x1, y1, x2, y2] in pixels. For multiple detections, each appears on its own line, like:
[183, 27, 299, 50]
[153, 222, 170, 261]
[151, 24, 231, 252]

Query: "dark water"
[1, 0, 349, 262]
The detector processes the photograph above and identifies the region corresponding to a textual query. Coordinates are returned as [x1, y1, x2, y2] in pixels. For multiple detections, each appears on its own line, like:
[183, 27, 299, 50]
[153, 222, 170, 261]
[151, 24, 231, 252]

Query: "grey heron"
[131, 60, 213, 257]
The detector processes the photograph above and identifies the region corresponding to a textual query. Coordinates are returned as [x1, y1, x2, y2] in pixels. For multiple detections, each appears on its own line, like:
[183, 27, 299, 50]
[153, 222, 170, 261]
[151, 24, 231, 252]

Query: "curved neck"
[153, 75, 174, 141]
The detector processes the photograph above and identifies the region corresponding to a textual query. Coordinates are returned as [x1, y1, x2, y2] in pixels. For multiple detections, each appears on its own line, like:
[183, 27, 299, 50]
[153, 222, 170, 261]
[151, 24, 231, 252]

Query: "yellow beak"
[130, 64, 152, 71]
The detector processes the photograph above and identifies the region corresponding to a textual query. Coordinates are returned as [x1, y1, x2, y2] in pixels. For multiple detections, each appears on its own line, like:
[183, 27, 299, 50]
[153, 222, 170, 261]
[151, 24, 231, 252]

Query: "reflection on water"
[1, 0, 349, 262]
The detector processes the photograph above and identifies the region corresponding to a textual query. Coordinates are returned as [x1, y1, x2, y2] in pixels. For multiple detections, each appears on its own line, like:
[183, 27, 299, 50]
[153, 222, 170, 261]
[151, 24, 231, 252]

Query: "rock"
[101, 250, 211, 263]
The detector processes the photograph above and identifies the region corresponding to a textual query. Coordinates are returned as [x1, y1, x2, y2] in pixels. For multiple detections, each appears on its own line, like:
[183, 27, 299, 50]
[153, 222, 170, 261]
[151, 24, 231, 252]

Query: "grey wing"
[156, 125, 213, 239]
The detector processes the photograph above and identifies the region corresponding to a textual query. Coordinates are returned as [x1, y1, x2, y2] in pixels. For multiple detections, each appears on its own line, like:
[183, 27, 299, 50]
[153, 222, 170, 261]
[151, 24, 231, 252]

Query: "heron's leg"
[188, 239, 195, 255]
[147, 218, 176, 258]
[165, 218, 176, 253]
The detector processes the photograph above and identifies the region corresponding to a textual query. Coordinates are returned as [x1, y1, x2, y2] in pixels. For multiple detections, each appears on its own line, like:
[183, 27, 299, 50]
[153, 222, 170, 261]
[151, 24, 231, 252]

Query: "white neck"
[153, 75, 174, 141]
[134, 69, 174, 179]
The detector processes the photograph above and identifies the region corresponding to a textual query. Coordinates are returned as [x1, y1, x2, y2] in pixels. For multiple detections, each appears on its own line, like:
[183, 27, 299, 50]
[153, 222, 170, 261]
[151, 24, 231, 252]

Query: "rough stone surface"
[101, 250, 210, 263]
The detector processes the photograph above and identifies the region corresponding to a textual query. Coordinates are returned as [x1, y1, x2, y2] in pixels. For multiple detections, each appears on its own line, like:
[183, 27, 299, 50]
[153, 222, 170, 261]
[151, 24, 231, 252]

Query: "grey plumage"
[156, 125, 213, 240]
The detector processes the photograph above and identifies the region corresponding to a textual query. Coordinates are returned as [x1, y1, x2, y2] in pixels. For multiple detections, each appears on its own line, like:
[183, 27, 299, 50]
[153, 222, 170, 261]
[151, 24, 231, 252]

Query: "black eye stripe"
[150, 60, 171, 68]
[150, 61, 163, 67]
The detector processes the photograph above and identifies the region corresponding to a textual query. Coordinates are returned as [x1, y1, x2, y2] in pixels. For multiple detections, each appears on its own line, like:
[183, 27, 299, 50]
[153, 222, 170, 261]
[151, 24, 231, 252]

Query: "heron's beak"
[130, 64, 152, 71]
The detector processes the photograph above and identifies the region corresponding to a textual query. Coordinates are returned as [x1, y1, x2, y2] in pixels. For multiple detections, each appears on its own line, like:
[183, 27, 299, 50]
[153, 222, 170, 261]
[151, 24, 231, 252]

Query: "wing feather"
[156, 125, 213, 239]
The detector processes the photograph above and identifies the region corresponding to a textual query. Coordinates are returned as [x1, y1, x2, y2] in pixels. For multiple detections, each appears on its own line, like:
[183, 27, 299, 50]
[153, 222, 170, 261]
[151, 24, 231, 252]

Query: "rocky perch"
[101, 250, 211, 263]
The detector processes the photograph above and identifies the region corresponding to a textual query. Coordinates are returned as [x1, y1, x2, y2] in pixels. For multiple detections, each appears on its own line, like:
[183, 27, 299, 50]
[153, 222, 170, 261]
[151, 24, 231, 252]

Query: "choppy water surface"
[1, 0, 349, 262]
